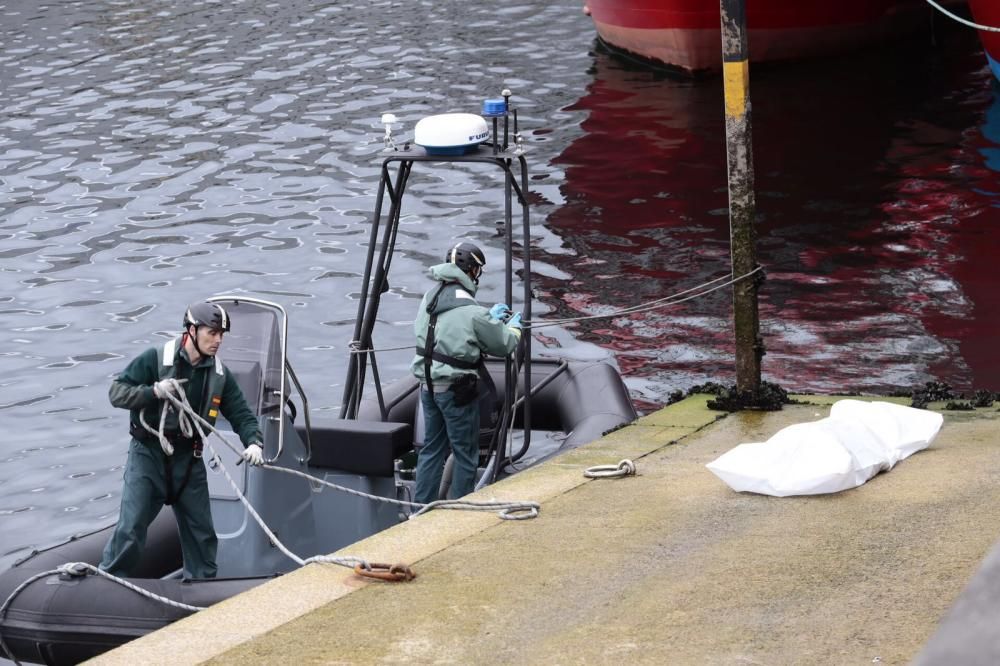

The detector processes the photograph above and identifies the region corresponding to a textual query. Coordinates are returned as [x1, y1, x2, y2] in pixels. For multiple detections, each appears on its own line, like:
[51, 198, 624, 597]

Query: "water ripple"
[1, 0, 997, 570]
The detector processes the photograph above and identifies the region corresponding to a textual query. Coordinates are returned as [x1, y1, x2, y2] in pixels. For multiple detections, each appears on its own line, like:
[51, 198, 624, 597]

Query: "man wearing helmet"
[411, 242, 523, 504]
[99, 301, 264, 579]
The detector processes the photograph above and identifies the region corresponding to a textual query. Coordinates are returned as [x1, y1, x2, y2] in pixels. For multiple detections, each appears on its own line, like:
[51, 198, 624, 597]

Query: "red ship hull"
[582, 0, 950, 73]
[968, 0, 1000, 81]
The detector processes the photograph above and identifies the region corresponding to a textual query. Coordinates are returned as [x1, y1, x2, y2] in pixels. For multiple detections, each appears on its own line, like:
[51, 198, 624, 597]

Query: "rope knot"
[58, 562, 91, 578]
[583, 459, 637, 479]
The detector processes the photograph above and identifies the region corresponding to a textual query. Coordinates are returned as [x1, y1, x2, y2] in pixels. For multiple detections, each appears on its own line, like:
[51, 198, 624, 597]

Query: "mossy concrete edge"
[88, 395, 723, 665]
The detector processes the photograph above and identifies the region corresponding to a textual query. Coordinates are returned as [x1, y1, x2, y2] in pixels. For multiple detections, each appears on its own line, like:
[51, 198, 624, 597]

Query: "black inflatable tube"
[1, 360, 635, 665]
[359, 358, 637, 447]
[0, 510, 267, 666]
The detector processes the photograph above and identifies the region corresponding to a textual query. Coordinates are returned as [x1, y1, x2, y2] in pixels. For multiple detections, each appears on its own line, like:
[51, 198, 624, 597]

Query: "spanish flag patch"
[212, 396, 221, 405]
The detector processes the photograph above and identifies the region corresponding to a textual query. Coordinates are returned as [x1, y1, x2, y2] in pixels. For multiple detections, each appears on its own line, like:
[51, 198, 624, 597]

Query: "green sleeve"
[220, 369, 263, 447]
[108, 347, 159, 410]
[471, 309, 520, 357]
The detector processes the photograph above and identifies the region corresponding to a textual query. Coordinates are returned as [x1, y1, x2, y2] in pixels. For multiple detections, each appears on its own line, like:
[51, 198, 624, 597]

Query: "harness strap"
[423, 316, 437, 392]
[418, 281, 502, 420]
[414, 346, 480, 370]
[422, 283, 451, 392]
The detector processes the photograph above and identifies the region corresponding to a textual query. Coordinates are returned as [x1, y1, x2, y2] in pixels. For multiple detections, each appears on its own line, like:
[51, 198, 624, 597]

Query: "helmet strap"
[186, 325, 209, 360]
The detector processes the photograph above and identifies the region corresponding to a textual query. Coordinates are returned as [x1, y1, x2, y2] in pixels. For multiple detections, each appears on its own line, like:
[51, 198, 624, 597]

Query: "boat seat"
[295, 418, 413, 477]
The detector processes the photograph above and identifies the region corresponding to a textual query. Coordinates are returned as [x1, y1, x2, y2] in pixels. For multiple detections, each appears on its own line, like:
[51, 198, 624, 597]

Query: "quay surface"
[90, 395, 1000, 665]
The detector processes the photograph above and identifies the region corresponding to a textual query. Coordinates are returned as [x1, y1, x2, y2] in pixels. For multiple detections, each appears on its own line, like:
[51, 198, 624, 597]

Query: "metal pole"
[720, 0, 763, 395]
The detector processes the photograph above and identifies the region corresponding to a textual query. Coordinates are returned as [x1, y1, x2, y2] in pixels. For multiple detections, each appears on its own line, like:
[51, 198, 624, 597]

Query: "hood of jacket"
[427, 262, 479, 304]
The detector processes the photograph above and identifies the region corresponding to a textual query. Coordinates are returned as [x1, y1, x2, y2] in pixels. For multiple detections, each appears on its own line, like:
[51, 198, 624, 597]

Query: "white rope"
[924, 0, 1000, 32]
[531, 271, 733, 327]
[158, 389, 541, 524]
[0, 562, 205, 666]
[65, 563, 205, 611]
[138, 378, 192, 456]
[0, 347, 542, 654]
[346, 268, 763, 353]
[413, 498, 539, 520]
[0, 567, 63, 666]
[157, 389, 367, 570]
[528, 268, 762, 330]
[584, 459, 637, 479]
[348, 340, 412, 355]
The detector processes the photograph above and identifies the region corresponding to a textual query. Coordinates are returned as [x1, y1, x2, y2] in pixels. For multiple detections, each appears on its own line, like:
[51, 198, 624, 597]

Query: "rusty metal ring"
[354, 562, 416, 582]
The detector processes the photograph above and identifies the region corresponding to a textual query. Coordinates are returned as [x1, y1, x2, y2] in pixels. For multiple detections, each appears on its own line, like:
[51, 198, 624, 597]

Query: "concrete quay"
[91, 395, 1000, 665]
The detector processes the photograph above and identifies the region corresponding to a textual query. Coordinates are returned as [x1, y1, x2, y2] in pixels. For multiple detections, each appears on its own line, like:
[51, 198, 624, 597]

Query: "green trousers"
[99, 439, 217, 578]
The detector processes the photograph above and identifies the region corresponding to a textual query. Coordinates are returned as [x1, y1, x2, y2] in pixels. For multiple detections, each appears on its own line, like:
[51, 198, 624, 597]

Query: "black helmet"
[183, 302, 231, 333]
[445, 242, 485, 278]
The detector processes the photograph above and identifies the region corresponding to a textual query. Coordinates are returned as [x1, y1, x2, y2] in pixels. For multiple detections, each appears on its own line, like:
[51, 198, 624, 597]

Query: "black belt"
[130, 421, 202, 450]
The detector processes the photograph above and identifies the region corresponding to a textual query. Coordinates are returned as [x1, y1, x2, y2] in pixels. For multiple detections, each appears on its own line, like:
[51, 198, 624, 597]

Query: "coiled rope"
[924, 0, 1000, 32]
[584, 459, 637, 479]
[149, 390, 377, 571]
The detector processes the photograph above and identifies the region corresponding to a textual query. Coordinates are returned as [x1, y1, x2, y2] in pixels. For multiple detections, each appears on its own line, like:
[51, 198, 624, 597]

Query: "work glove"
[152, 378, 184, 400]
[507, 312, 523, 339]
[242, 442, 264, 466]
[489, 303, 511, 321]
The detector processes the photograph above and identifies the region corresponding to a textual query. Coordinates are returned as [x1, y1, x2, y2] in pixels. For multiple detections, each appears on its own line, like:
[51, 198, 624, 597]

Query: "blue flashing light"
[481, 98, 507, 117]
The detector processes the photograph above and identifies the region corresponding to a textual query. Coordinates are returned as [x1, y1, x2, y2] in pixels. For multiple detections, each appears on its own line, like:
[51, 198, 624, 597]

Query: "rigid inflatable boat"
[0, 94, 637, 665]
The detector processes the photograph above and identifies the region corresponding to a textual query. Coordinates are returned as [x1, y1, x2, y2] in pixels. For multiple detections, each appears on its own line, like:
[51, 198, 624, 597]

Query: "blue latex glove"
[507, 312, 522, 329]
[489, 303, 511, 321]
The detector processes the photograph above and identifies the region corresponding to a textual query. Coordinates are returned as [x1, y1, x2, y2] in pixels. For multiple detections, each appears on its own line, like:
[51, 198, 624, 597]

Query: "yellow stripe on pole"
[723, 60, 749, 118]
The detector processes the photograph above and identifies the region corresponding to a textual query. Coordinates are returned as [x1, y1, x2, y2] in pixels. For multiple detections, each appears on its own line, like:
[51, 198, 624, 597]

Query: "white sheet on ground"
[705, 400, 944, 497]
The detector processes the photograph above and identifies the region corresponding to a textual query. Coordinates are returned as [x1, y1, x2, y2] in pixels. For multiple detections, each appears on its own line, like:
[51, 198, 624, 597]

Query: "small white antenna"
[381, 113, 399, 151]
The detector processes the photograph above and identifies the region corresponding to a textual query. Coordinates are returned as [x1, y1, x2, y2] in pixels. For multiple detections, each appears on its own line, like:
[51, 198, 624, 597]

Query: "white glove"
[153, 378, 183, 400]
[242, 443, 264, 466]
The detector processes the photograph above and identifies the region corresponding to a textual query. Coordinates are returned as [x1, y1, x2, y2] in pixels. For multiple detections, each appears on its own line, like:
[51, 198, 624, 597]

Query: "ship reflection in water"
[533, 36, 999, 407]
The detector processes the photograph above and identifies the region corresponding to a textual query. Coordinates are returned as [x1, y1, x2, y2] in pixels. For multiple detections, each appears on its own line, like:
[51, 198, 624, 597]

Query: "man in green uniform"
[99, 301, 264, 579]
[411, 242, 523, 504]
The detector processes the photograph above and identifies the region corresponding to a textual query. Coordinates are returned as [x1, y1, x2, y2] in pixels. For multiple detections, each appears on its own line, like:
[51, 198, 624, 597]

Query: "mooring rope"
[528, 267, 762, 330]
[347, 267, 763, 354]
[151, 387, 540, 523]
[0, 568, 62, 666]
[0, 392, 618, 654]
[0, 566, 206, 665]
[0, 356, 545, 641]
[70, 562, 205, 611]
[0, 561, 206, 666]
[923, 0, 1000, 33]
[584, 459, 637, 479]
[147, 392, 373, 572]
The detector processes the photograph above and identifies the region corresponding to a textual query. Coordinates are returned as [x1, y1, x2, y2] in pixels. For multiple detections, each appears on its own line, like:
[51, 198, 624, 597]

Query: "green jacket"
[109, 337, 262, 447]
[410, 263, 521, 385]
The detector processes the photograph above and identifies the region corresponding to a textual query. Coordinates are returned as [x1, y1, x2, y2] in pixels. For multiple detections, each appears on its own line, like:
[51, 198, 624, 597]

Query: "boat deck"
[90, 395, 1000, 665]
